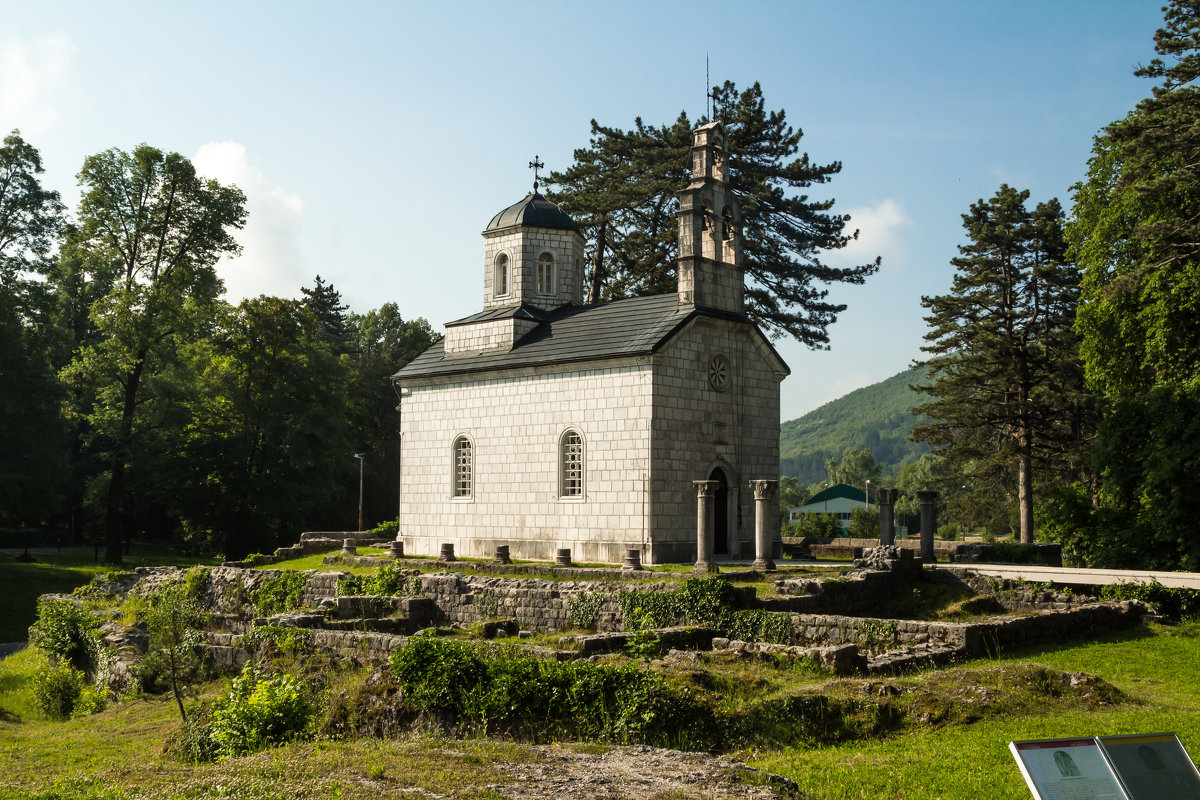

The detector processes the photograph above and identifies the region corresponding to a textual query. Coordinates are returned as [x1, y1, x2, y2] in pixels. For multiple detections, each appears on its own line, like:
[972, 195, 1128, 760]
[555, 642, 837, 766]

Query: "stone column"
[876, 488, 899, 546]
[622, 549, 643, 571]
[749, 479, 778, 571]
[918, 490, 939, 563]
[693, 480, 719, 574]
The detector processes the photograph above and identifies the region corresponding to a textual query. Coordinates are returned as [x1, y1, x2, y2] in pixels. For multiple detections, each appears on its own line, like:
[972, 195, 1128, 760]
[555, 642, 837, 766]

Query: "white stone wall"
[482, 226, 585, 311]
[647, 317, 785, 563]
[397, 359, 654, 563]
[443, 317, 539, 354]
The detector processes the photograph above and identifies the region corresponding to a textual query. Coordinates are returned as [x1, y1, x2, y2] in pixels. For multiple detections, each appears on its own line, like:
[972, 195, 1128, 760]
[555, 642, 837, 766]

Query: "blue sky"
[1, 0, 1163, 420]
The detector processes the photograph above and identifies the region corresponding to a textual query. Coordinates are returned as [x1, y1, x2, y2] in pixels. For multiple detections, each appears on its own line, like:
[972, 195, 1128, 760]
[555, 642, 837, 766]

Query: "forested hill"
[780, 367, 930, 484]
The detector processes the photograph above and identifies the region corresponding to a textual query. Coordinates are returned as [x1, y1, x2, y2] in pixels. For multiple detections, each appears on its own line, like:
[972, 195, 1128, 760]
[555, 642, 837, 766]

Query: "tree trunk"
[588, 214, 608, 304]
[1018, 443, 1034, 544]
[103, 355, 146, 564]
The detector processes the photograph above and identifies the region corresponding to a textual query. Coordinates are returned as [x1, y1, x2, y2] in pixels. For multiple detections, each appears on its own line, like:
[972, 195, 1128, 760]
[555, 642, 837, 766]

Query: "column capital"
[917, 490, 939, 504]
[749, 479, 778, 501]
[876, 487, 899, 505]
[693, 479, 720, 497]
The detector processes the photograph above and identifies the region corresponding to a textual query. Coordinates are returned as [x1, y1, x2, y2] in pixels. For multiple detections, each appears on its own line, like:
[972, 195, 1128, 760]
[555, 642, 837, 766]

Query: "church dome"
[485, 192, 579, 233]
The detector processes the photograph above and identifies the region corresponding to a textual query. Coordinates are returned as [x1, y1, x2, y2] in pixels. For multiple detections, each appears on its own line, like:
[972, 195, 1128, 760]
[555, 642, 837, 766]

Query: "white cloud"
[192, 142, 306, 303]
[831, 198, 911, 269]
[0, 33, 72, 134]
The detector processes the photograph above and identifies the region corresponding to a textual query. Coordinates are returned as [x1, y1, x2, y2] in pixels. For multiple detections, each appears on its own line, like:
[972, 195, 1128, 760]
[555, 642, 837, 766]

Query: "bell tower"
[677, 121, 744, 312]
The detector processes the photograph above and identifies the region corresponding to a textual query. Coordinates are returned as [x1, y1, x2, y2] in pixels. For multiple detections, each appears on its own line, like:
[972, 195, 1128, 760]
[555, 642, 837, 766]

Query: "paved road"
[0, 643, 25, 658]
[932, 562, 1200, 589]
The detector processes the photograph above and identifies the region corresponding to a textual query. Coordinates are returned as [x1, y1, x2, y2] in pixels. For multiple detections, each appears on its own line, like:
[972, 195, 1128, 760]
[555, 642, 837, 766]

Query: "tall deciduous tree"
[64, 145, 245, 564]
[546, 81, 879, 346]
[0, 130, 63, 293]
[346, 303, 437, 526]
[174, 297, 351, 559]
[0, 131, 67, 526]
[913, 186, 1085, 543]
[1057, 0, 1200, 569]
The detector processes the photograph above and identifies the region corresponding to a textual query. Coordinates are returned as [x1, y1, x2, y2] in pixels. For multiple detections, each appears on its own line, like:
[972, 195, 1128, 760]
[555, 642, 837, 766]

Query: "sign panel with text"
[1010, 737, 1130, 800]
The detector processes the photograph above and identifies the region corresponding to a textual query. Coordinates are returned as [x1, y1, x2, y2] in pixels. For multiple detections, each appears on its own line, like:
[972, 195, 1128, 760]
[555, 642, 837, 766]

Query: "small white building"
[789, 483, 869, 531]
[392, 122, 789, 564]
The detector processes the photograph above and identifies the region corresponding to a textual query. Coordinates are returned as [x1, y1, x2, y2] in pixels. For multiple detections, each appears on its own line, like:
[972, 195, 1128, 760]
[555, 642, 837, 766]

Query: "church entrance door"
[709, 467, 729, 555]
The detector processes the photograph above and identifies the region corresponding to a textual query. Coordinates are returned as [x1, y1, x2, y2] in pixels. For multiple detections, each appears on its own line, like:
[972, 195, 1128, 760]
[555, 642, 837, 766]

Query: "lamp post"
[823, 481, 829, 514]
[866, 479, 872, 509]
[353, 453, 364, 533]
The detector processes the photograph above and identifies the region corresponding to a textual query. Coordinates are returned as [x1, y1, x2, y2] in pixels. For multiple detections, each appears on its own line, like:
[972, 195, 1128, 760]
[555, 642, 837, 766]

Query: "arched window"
[722, 207, 734, 240]
[536, 252, 555, 295]
[494, 253, 509, 297]
[453, 435, 473, 498]
[560, 429, 583, 498]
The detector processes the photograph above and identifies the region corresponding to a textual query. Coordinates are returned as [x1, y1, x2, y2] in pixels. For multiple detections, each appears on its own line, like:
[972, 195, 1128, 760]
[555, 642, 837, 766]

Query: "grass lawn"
[0, 546, 218, 643]
[750, 621, 1200, 799]
[2, 620, 1197, 798]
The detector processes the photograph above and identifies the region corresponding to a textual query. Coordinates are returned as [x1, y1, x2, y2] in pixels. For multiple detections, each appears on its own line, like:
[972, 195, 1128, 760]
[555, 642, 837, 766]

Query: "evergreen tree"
[300, 275, 351, 356]
[913, 186, 1086, 543]
[546, 81, 879, 346]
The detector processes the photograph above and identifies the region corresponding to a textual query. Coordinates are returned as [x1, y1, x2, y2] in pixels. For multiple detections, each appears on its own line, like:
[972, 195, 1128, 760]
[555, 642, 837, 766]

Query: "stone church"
[392, 121, 789, 564]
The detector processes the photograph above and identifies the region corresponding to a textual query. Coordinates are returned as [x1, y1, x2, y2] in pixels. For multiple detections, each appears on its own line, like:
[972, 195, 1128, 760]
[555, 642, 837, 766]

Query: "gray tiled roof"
[393, 294, 784, 381]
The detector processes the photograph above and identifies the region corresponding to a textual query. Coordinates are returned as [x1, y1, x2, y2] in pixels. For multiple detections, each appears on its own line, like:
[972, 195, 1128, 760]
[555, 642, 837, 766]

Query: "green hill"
[780, 366, 929, 484]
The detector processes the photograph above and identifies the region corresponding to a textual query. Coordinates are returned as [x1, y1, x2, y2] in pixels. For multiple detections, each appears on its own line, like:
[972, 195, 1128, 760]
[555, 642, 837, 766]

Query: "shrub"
[29, 599, 101, 673]
[209, 662, 316, 758]
[389, 636, 718, 747]
[366, 518, 399, 538]
[338, 563, 422, 597]
[238, 624, 314, 655]
[1100, 580, 1200, 619]
[71, 683, 109, 718]
[251, 571, 309, 616]
[170, 714, 218, 763]
[568, 591, 605, 630]
[33, 662, 85, 720]
[183, 566, 211, 602]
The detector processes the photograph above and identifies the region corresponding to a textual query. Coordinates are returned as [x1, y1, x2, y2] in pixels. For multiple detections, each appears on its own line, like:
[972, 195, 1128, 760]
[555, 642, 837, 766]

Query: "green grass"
[749, 621, 1200, 798]
[2, 618, 1198, 798]
[0, 546, 218, 642]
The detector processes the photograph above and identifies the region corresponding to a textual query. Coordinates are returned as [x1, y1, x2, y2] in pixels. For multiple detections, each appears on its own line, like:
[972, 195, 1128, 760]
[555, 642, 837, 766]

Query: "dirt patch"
[487, 743, 800, 799]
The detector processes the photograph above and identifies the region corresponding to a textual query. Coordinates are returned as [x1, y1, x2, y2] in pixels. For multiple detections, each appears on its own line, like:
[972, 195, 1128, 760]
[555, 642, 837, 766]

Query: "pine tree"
[546, 82, 879, 346]
[913, 186, 1086, 543]
[300, 275, 351, 356]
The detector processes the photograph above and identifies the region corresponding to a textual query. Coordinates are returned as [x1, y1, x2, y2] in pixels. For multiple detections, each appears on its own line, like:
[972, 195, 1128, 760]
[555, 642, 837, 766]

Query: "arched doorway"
[709, 467, 729, 555]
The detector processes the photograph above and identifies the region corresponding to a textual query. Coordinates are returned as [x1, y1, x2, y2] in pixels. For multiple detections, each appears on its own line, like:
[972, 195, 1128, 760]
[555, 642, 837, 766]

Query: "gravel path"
[485, 744, 801, 799]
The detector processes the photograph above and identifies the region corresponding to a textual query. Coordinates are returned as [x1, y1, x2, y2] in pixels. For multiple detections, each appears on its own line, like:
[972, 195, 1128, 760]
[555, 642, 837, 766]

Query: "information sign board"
[1097, 733, 1200, 800]
[1010, 737, 1130, 800]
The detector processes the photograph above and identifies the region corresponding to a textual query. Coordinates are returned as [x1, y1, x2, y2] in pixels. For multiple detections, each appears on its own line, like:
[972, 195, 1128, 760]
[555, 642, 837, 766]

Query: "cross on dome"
[529, 155, 545, 193]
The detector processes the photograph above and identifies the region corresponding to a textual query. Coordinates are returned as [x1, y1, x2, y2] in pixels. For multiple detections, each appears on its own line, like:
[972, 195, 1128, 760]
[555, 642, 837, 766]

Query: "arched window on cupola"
[722, 207, 734, 241]
[701, 200, 713, 231]
[537, 252, 555, 295]
[494, 253, 509, 297]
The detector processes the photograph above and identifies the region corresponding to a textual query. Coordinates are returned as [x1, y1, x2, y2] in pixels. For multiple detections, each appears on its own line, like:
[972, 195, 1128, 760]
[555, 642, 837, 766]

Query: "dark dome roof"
[485, 192, 579, 233]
